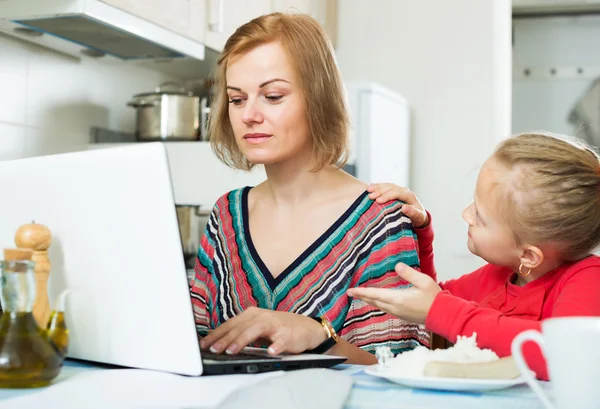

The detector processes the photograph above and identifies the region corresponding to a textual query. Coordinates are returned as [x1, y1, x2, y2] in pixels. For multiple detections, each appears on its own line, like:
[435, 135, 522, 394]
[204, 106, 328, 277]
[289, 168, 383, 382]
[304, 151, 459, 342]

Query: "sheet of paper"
[0, 369, 283, 409]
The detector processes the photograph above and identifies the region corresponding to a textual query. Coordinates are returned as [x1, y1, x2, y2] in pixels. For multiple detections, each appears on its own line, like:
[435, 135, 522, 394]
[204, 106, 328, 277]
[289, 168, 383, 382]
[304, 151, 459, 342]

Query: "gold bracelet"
[307, 316, 339, 354]
[319, 316, 340, 342]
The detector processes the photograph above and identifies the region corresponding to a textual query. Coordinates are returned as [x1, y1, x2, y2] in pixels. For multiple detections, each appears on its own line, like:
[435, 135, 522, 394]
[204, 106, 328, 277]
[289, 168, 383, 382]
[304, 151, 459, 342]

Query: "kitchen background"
[0, 0, 596, 281]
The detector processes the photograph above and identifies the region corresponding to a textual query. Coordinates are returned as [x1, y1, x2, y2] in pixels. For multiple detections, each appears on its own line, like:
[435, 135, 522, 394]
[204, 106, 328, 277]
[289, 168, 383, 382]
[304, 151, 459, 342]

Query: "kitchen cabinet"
[271, 0, 322, 21]
[99, 0, 200, 41]
[196, 0, 337, 53]
[201, 0, 271, 52]
[271, 0, 337, 47]
[99, 0, 336, 54]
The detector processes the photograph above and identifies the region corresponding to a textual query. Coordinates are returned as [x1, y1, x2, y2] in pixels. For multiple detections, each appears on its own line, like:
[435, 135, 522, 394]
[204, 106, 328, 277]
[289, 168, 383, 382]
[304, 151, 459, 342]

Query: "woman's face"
[225, 42, 311, 166]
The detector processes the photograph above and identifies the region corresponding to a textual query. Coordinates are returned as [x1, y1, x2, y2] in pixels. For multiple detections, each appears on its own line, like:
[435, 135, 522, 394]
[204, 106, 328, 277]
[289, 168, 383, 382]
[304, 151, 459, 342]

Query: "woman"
[190, 12, 430, 364]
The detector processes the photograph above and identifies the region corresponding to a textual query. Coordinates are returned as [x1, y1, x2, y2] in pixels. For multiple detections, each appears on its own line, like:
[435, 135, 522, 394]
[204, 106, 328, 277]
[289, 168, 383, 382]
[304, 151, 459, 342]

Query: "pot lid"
[133, 81, 194, 98]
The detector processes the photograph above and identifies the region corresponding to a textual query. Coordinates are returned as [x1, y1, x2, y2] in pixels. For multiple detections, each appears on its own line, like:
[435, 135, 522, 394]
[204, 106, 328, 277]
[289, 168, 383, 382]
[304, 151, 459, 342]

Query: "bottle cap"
[3, 248, 33, 261]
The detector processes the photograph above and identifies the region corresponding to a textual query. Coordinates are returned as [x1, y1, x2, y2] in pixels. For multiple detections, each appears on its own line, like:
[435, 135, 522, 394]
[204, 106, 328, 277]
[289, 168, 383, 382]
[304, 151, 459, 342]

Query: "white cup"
[511, 317, 600, 409]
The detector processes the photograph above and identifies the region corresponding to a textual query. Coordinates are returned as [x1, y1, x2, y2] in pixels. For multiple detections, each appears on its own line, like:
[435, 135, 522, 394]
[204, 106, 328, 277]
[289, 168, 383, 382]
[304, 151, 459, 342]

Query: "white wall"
[0, 33, 175, 160]
[336, 0, 512, 280]
[512, 15, 600, 140]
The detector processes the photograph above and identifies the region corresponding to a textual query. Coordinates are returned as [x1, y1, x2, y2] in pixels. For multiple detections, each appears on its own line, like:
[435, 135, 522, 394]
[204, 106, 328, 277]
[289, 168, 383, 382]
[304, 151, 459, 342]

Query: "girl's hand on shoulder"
[367, 183, 429, 228]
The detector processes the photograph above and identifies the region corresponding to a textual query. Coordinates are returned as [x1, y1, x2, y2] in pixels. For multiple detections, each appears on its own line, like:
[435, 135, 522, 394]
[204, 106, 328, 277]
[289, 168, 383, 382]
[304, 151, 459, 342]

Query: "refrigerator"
[345, 81, 411, 188]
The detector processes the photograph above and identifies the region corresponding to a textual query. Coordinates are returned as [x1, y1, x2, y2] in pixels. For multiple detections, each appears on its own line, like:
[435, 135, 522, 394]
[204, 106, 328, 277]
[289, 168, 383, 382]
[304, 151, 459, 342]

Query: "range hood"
[0, 0, 205, 61]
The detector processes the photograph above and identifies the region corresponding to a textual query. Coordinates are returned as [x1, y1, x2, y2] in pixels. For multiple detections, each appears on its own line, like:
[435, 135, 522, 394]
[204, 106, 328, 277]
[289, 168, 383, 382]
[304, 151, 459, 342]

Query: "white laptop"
[0, 143, 346, 376]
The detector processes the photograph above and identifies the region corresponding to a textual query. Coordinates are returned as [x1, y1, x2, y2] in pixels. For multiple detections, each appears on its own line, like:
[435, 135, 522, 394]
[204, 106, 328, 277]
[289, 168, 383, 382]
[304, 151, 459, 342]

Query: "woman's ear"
[519, 245, 544, 269]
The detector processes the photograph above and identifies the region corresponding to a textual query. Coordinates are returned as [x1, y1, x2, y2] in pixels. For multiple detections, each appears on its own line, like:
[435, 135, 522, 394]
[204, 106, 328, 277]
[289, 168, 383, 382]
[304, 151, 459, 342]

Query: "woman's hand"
[346, 263, 441, 324]
[367, 183, 429, 228]
[199, 307, 327, 356]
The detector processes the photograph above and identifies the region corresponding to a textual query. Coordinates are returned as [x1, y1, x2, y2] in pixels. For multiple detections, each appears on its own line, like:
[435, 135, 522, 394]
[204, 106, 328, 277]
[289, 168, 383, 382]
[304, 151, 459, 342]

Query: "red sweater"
[416, 220, 600, 381]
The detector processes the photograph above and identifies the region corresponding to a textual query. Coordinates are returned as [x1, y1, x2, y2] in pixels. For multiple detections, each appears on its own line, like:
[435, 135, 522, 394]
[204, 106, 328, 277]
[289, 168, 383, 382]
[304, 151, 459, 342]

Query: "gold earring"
[518, 264, 532, 277]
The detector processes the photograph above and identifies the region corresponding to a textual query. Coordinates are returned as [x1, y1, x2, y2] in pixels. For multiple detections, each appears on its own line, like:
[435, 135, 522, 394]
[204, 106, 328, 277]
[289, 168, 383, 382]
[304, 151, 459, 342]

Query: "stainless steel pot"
[127, 81, 200, 141]
[175, 205, 210, 271]
[187, 78, 213, 141]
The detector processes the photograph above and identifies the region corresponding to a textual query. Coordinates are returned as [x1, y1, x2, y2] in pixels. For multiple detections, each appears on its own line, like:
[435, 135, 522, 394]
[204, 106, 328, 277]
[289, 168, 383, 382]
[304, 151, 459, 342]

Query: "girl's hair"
[493, 132, 600, 261]
[208, 12, 350, 171]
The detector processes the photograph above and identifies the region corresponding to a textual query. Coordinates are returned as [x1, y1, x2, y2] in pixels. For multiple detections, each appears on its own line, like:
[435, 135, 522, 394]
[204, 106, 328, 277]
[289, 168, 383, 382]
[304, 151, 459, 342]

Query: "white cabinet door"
[270, 0, 337, 47]
[99, 0, 193, 39]
[203, 0, 271, 52]
[188, 0, 207, 42]
[271, 0, 314, 15]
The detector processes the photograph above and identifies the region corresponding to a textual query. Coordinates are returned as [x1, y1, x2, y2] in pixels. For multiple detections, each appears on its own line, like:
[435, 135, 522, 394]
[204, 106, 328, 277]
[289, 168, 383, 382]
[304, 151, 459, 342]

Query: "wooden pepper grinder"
[14, 221, 52, 328]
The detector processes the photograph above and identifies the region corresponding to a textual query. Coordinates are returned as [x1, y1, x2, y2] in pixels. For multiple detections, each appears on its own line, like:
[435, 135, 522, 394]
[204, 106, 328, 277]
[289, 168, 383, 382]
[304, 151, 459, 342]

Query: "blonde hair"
[493, 132, 600, 261]
[208, 12, 350, 171]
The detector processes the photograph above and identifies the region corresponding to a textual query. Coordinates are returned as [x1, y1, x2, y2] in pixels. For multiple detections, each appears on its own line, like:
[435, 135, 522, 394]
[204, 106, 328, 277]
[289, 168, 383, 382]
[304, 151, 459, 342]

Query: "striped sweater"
[190, 187, 430, 354]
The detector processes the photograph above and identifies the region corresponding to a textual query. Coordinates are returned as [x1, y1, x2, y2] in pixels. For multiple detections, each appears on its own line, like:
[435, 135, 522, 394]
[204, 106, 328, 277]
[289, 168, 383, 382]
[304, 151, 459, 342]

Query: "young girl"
[347, 132, 600, 380]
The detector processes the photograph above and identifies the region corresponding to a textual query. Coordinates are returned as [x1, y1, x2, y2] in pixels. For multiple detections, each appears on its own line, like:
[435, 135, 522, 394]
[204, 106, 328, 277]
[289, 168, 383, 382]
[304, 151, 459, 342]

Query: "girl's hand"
[367, 183, 429, 228]
[199, 307, 327, 356]
[347, 263, 441, 324]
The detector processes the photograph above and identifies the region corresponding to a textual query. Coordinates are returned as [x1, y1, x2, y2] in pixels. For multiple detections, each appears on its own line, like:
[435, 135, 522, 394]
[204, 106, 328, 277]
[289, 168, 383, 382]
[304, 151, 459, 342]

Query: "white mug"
[511, 317, 600, 409]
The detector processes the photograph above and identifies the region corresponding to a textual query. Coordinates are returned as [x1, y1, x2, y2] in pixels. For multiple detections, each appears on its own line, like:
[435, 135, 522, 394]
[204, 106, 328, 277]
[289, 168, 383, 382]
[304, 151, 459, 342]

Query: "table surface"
[0, 359, 550, 409]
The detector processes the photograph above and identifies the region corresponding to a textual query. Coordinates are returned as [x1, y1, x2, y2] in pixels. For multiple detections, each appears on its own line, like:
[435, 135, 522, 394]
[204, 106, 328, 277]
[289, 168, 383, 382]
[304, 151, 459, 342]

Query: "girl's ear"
[519, 245, 544, 270]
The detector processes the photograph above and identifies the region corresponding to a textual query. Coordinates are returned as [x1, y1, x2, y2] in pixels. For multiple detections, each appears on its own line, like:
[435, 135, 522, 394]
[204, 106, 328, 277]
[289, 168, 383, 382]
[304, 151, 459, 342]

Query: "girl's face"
[462, 158, 522, 268]
[225, 42, 312, 167]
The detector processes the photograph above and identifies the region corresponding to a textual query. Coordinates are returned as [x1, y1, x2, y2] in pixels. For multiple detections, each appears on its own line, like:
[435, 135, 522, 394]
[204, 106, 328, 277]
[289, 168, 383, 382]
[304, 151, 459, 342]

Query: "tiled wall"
[0, 33, 175, 161]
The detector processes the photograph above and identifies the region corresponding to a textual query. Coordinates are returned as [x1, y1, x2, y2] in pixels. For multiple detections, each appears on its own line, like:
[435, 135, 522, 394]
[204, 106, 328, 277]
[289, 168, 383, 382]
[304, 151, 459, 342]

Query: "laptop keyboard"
[202, 349, 281, 362]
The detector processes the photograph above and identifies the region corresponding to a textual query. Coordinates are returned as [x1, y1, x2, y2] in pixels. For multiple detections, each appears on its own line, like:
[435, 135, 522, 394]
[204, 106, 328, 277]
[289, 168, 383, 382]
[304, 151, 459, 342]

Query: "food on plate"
[374, 333, 519, 379]
[423, 356, 520, 379]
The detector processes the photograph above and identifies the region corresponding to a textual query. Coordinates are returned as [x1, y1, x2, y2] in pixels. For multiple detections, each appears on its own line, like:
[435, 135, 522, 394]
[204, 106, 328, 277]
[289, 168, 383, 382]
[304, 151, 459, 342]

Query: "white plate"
[364, 366, 528, 392]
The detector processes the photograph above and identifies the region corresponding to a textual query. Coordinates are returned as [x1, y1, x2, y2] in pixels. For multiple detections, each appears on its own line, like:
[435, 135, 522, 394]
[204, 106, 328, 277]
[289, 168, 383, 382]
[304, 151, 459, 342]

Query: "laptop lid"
[0, 143, 204, 376]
